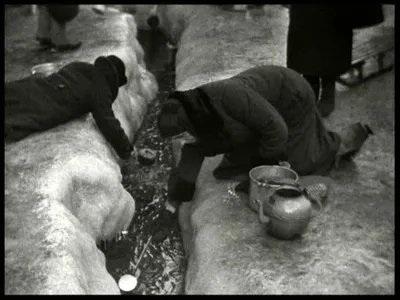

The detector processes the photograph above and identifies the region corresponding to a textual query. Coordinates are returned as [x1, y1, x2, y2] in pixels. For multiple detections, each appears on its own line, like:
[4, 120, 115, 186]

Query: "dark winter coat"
[347, 4, 384, 30]
[287, 4, 354, 77]
[287, 4, 384, 77]
[171, 65, 341, 177]
[5, 62, 133, 159]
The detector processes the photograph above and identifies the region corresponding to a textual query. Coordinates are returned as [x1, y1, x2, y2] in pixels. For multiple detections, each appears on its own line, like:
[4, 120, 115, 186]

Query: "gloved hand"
[151, 207, 179, 243]
[234, 178, 250, 194]
[167, 171, 196, 204]
[120, 148, 137, 176]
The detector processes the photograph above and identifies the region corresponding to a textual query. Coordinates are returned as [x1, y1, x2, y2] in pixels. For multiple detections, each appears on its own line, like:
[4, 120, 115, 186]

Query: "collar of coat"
[56, 62, 116, 104]
[169, 88, 224, 136]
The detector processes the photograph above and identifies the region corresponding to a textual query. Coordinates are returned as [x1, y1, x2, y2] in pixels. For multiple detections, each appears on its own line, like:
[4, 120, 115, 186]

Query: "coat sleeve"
[91, 99, 133, 160]
[222, 83, 288, 161]
[167, 143, 205, 204]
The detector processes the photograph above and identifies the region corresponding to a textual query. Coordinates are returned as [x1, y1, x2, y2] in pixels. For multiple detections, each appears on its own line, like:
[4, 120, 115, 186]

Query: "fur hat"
[94, 55, 128, 99]
[158, 98, 186, 138]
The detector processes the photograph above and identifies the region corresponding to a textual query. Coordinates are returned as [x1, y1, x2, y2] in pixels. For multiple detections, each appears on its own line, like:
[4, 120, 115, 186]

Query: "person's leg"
[302, 74, 320, 101]
[213, 134, 262, 180]
[213, 150, 254, 180]
[36, 5, 53, 48]
[49, 18, 81, 51]
[318, 76, 336, 117]
[166, 41, 178, 71]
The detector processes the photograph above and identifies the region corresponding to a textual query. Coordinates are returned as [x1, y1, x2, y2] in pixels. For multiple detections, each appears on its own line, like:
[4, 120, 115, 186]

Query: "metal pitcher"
[248, 163, 322, 240]
[258, 183, 322, 240]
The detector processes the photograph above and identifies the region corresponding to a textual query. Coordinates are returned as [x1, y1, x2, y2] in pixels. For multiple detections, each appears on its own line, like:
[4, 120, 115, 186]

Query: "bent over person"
[5, 55, 134, 164]
[155, 65, 372, 234]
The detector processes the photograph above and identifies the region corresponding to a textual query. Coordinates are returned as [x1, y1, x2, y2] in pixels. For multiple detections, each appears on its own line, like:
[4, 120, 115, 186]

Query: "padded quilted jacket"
[172, 65, 341, 175]
[5, 62, 133, 159]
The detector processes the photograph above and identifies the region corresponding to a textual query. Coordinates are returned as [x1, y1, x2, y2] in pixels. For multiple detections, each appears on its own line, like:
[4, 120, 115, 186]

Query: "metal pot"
[248, 164, 299, 214]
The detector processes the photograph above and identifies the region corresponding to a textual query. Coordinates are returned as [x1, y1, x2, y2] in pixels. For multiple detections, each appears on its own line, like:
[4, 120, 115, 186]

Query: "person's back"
[203, 65, 341, 175]
[5, 62, 101, 141]
[5, 55, 134, 161]
[232, 65, 315, 125]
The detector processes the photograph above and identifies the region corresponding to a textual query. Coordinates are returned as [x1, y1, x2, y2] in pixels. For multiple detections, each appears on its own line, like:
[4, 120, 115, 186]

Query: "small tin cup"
[31, 62, 63, 77]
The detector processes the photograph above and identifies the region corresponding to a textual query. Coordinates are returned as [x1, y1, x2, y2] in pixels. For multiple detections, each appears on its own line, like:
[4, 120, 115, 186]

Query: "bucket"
[248, 165, 299, 215]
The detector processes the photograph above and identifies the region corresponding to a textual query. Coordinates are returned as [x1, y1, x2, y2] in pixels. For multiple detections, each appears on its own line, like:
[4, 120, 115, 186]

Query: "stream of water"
[100, 27, 186, 295]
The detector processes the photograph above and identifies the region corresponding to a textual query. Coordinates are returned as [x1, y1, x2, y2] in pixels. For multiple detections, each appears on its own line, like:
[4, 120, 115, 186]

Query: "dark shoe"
[151, 208, 178, 243]
[337, 123, 373, 160]
[234, 179, 250, 194]
[36, 37, 54, 49]
[52, 41, 82, 53]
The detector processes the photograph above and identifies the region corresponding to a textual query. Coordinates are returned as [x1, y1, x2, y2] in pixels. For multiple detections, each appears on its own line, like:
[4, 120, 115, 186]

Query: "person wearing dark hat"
[155, 65, 373, 224]
[5, 55, 135, 168]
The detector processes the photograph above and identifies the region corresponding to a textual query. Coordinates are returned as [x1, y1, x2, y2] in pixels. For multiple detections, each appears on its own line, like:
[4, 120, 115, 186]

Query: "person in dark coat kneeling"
[286, 4, 384, 117]
[5, 55, 135, 171]
[154, 65, 373, 234]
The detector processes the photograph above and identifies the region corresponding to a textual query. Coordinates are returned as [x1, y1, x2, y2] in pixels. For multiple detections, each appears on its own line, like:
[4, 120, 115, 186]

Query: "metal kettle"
[256, 182, 322, 240]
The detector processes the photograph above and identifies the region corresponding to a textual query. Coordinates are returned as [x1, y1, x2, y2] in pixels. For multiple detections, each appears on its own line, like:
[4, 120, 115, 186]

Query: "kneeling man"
[157, 65, 372, 224]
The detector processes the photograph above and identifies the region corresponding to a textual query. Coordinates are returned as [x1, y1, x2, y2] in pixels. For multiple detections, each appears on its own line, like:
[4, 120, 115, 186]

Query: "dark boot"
[337, 122, 373, 160]
[36, 36, 54, 48]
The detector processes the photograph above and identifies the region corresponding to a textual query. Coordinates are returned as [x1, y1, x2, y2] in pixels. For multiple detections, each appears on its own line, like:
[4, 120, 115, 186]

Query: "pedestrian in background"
[286, 4, 384, 117]
[36, 5, 82, 52]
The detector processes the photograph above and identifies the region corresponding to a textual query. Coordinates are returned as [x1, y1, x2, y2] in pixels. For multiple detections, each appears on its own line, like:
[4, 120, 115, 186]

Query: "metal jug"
[256, 183, 322, 240]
